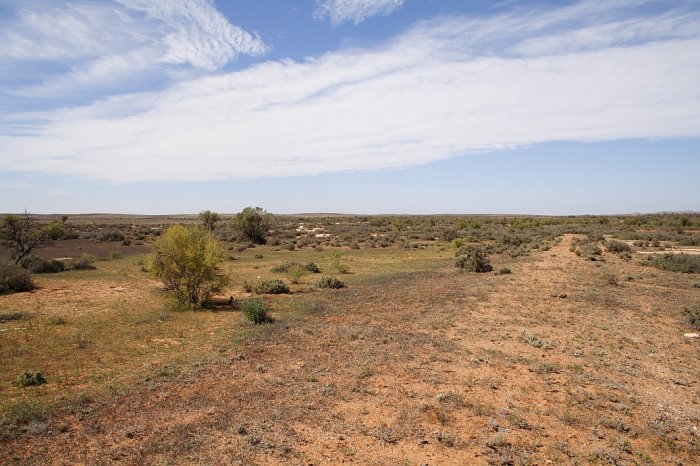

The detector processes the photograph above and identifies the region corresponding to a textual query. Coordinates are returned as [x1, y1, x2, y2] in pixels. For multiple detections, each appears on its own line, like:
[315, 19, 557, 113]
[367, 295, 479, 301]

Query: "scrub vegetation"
[1, 211, 699, 463]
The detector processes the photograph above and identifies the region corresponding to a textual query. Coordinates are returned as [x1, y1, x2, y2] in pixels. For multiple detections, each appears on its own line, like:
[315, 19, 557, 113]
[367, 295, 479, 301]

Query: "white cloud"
[115, 0, 268, 69]
[314, 0, 405, 26]
[1, 1, 699, 183]
[0, 0, 268, 102]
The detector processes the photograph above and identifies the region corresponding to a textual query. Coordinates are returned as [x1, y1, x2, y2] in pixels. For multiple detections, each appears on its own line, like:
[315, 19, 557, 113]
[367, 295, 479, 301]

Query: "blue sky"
[1, 0, 699, 215]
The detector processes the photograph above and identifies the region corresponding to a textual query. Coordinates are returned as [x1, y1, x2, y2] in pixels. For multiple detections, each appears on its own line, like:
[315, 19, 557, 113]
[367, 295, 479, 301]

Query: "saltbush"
[0, 263, 35, 294]
[315, 276, 346, 289]
[605, 240, 631, 253]
[242, 298, 272, 324]
[455, 247, 493, 273]
[254, 279, 290, 294]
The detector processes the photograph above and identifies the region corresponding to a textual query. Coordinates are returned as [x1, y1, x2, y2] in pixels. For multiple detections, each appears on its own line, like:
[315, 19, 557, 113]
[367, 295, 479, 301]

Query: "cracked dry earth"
[2, 235, 699, 465]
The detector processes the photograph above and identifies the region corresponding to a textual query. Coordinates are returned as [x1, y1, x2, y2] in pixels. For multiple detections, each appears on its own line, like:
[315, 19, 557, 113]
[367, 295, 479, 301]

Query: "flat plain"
[1, 214, 699, 465]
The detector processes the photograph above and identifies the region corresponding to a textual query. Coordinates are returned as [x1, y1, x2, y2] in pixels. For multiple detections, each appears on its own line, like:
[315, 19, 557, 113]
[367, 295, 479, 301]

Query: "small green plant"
[109, 251, 122, 260]
[253, 279, 290, 294]
[455, 247, 492, 273]
[286, 264, 307, 284]
[327, 251, 350, 274]
[70, 254, 97, 270]
[315, 276, 346, 289]
[0, 262, 35, 294]
[683, 304, 700, 330]
[14, 371, 47, 387]
[242, 298, 272, 324]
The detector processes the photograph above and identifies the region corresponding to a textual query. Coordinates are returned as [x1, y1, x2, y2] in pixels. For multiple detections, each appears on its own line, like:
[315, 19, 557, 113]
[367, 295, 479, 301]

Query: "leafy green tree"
[0, 212, 48, 264]
[199, 210, 221, 231]
[235, 207, 273, 244]
[152, 225, 229, 306]
[44, 220, 66, 240]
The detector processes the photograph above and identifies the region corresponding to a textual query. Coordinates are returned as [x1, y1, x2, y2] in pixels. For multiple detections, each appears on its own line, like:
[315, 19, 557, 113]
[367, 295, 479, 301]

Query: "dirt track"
[2, 235, 699, 464]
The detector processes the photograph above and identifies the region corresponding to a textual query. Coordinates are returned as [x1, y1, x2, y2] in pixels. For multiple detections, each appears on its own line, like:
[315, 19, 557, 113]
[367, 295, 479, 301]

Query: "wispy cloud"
[313, 0, 405, 26]
[2, 1, 699, 183]
[0, 0, 268, 105]
[115, 0, 268, 69]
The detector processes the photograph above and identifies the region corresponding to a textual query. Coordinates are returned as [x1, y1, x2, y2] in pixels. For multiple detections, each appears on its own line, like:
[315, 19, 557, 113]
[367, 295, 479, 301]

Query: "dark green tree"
[234, 207, 273, 244]
[199, 210, 221, 231]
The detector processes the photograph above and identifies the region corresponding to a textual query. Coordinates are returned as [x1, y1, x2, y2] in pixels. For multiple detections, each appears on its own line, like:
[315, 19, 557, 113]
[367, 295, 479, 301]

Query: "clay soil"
[1, 235, 699, 464]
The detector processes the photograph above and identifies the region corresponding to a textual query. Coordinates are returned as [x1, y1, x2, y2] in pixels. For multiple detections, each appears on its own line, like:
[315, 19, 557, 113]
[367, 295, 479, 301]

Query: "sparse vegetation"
[1, 212, 700, 464]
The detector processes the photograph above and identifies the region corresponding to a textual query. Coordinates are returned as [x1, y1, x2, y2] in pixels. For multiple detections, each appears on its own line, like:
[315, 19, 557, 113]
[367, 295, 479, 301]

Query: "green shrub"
[304, 262, 321, 273]
[152, 226, 229, 306]
[684, 304, 700, 330]
[286, 265, 307, 284]
[242, 298, 272, 324]
[455, 247, 492, 273]
[650, 253, 700, 273]
[0, 263, 35, 294]
[253, 279, 290, 294]
[315, 276, 346, 289]
[605, 240, 631, 253]
[69, 254, 97, 270]
[19, 255, 65, 273]
[14, 372, 47, 387]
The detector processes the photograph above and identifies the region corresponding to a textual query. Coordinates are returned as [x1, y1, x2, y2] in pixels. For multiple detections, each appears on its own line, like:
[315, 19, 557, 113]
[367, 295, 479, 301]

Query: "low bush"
[605, 240, 631, 253]
[69, 254, 97, 270]
[683, 304, 700, 330]
[0, 312, 30, 322]
[0, 263, 35, 294]
[19, 256, 65, 274]
[315, 276, 346, 289]
[455, 247, 492, 273]
[650, 253, 700, 273]
[304, 262, 321, 273]
[496, 267, 512, 275]
[253, 279, 290, 294]
[242, 298, 273, 324]
[14, 372, 47, 387]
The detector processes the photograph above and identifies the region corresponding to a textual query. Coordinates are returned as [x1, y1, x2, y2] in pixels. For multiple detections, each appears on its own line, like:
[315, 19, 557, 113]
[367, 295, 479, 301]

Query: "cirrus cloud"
[1, 1, 699, 183]
[313, 0, 405, 26]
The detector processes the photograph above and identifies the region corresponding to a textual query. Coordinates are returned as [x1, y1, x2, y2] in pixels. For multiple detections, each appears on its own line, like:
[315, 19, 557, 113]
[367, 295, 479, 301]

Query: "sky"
[0, 0, 699, 215]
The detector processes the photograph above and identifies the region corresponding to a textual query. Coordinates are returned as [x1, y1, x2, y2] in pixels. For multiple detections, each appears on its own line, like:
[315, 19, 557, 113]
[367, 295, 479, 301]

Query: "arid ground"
[1, 215, 699, 465]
